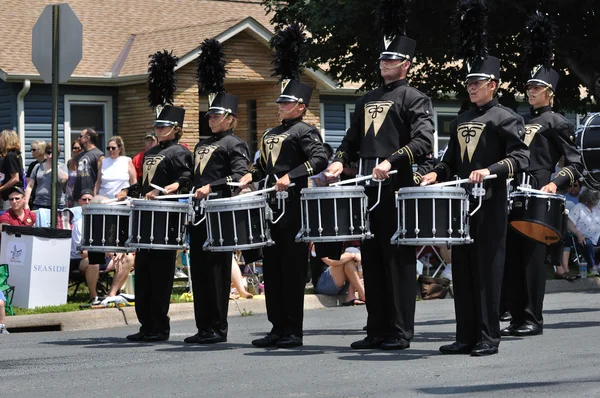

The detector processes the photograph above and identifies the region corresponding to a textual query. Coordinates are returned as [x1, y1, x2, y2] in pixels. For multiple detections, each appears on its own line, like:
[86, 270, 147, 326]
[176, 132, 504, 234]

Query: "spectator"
[567, 188, 600, 276]
[65, 142, 83, 207]
[0, 130, 25, 210]
[132, 132, 158, 181]
[439, 246, 452, 281]
[316, 246, 366, 306]
[24, 143, 69, 210]
[564, 180, 582, 211]
[0, 186, 36, 227]
[0, 289, 8, 334]
[94, 136, 136, 198]
[230, 257, 253, 299]
[26, 140, 47, 208]
[70, 190, 135, 304]
[73, 128, 104, 203]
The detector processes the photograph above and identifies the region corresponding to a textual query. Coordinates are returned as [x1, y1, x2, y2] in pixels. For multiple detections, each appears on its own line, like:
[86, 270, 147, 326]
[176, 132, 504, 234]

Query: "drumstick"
[425, 174, 498, 187]
[226, 182, 244, 187]
[102, 198, 132, 205]
[516, 186, 550, 195]
[150, 183, 169, 194]
[330, 170, 398, 186]
[242, 183, 296, 196]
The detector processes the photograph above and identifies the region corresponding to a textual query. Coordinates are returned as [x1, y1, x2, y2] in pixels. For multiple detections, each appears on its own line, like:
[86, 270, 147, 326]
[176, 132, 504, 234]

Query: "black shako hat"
[276, 79, 313, 107]
[379, 36, 416, 61]
[154, 105, 185, 128]
[466, 55, 501, 83]
[528, 66, 559, 92]
[207, 92, 238, 116]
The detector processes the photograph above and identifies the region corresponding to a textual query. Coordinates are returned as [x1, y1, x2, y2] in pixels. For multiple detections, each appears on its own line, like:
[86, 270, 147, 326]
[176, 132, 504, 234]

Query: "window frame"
[64, 95, 113, 161]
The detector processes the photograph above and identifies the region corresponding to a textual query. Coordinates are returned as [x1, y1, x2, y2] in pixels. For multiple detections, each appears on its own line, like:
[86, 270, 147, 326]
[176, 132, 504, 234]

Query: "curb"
[5, 280, 599, 332]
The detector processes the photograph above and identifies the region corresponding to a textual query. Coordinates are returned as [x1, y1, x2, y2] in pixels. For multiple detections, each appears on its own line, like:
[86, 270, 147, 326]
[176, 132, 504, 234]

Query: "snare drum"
[296, 186, 371, 242]
[128, 199, 192, 250]
[203, 194, 272, 252]
[508, 191, 566, 245]
[81, 204, 132, 252]
[391, 186, 471, 246]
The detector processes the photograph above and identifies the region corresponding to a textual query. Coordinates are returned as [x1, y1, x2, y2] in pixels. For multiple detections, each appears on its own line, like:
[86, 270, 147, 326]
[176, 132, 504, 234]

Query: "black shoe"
[500, 324, 518, 336]
[143, 333, 169, 342]
[381, 337, 410, 350]
[514, 324, 543, 336]
[439, 341, 473, 355]
[252, 333, 281, 348]
[350, 336, 385, 349]
[184, 331, 223, 344]
[276, 335, 303, 349]
[500, 311, 512, 322]
[126, 332, 146, 342]
[471, 342, 498, 356]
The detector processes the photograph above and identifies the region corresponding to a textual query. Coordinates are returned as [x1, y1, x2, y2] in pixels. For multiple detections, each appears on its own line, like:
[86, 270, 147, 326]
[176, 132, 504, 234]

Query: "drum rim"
[301, 186, 365, 194]
[203, 195, 267, 206]
[83, 204, 132, 214]
[80, 245, 135, 253]
[131, 199, 192, 210]
[127, 242, 189, 250]
[397, 186, 467, 194]
[510, 191, 565, 201]
[204, 241, 270, 252]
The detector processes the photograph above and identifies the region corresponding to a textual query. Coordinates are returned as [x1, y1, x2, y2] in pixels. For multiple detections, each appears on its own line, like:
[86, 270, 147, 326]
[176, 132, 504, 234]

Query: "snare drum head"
[397, 186, 467, 197]
[577, 113, 600, 189]
[203, 194, 267, 210]
[131, 199, 191, 211]
[301, 186, 365, 197]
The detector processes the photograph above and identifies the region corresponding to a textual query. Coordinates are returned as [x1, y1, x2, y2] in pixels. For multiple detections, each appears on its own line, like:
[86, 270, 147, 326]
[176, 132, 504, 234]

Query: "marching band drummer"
[239, 24, 328, 349]
[501, 14, 582, 338]
[117, 51, 194, 343]
[184, 39, 251, 345]
[325, 3, 434, 350]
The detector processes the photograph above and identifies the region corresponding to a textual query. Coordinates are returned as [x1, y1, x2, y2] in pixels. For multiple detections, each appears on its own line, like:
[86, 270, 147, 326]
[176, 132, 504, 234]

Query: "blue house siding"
[11, 83, 119, 166]
[321, 95, 359, 151]
[0, 80, 16, 131]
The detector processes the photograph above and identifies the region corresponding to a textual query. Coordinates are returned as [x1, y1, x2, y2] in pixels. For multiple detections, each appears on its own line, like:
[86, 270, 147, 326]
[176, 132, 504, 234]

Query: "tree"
[262, 0, 599, 113]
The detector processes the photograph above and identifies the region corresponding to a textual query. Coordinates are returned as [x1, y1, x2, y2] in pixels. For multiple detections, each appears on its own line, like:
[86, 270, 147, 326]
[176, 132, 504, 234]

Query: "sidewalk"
[5, 278, 600, 332]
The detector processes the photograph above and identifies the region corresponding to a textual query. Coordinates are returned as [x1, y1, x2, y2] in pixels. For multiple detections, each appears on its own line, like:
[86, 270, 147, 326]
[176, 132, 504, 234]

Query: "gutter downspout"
[17, 79, 31, 167]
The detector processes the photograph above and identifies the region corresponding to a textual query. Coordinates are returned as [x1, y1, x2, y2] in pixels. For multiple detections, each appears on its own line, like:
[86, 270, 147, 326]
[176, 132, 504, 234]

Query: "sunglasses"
[8, 197, 22, 202]
[107, 146, 119, 151]
[72, 147, 81, 151]
[45, 150, 52, 155]
[31, 148, 38, 152]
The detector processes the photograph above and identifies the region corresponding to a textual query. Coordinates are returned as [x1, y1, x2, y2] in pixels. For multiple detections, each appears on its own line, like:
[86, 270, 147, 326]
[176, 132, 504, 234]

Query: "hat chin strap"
[215, 112, 231, 126]
[381, 60, 407, 70]
[468, 79, 492, 94]
[280, 102, 300, 117]
[157, 125, 176, 138]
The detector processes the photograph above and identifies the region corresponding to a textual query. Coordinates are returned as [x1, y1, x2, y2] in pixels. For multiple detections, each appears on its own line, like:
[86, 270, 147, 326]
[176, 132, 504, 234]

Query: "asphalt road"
[2, 291, 600, 398]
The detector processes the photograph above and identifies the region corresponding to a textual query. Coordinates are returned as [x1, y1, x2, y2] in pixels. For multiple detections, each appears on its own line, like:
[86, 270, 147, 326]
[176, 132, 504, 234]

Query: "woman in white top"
[94, 136, 136, 198]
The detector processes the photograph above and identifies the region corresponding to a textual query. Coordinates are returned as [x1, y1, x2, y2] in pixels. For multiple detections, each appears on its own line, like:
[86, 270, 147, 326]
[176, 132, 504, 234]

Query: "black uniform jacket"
[333, 79, 434, 187]
[250, 117, 328, 190]
[523, 106, 582, 189]
[193, 130, 250, 197]
[434, 98, 530, 182]
[127, 139, 193, 197]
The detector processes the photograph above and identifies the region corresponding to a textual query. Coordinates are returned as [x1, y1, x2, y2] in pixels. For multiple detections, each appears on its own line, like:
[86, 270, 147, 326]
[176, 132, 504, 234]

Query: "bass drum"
[576, 112, 600, 190]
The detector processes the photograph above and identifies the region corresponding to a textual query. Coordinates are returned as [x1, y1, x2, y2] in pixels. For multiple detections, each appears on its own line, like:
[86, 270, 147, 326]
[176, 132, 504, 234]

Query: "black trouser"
[504, 228, 547, 329]
[189, 225, 232, 337]
[362, 183, 416, 340]
[452, 192, 507, 348]
[134, 249, 177, 336]
[262, 198, 308, 338]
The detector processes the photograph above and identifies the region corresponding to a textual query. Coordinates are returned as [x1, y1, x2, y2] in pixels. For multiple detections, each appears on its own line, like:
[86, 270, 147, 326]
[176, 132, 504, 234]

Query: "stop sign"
[32, 4, 83, 84]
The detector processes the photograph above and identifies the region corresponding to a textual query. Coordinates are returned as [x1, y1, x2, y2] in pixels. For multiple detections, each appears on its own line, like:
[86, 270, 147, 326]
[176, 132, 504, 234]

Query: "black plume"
[452, 0, 488, 63]
[196, 38, 227, 94]
[522, 12, 556, 70]
[376, 0, 409, 38]
[147, 50, 178, 108]
[270, 23, 306, 81]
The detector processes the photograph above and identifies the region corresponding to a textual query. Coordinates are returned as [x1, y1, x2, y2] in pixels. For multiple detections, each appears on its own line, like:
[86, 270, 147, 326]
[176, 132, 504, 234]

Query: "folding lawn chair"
[0, 264, 15, 316]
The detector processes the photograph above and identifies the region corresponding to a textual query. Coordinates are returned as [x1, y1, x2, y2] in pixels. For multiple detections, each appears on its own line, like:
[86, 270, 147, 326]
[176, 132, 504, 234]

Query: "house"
[0, 0, 583, 168]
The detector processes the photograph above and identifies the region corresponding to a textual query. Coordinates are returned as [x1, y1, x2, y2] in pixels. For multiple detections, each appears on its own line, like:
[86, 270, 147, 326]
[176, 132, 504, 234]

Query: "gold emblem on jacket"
[457, 122, 485, 162]
[261, 133, 290, 166]
[195, 144, 220, 175]
[364, 101, 394, 137]
[143, 154, 165, 186]
[523, 124, 543, 147]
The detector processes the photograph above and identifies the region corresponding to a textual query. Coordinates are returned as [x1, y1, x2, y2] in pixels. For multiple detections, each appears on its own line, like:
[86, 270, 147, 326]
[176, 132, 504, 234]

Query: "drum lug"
[414, 228, 420, 236]
[525, 198, 529, 210]
[390, 230, 400, 245]
[432, 228, 436, 237]
[295, 230, 303, 242]
[547, 199, 551, 211]
[448, 228, 454, 235]
[318, 227, 323, 236]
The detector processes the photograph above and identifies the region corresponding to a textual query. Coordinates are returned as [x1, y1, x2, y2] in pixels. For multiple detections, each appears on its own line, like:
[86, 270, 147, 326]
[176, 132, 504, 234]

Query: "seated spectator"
[94, 136, 136, 199]
[230, 256, 253, 299]
[0, 186, 36, 227]
[567, 188, 600, 276]
[24, 143, 69, 210]
[70, 190, 135, 304]
[132, 132, 157, 181]
[316, 246, 365, 306]
[564, 180, 582, 211]
[0, 289, 9, 334]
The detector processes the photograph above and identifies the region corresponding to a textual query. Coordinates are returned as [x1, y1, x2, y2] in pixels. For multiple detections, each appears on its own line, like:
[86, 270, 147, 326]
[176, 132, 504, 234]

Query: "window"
[434, 107, 460, 156]
[247, 100, 258, 156]
[64, 95, 113, 160]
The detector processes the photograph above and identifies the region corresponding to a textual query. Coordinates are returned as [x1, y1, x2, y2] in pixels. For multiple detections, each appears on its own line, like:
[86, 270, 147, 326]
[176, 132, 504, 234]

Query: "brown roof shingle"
[1, 0, 272, 79]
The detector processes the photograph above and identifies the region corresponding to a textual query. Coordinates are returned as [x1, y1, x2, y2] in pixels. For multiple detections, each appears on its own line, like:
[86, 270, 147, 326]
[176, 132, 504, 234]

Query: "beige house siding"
[117, 30, 321, 156]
